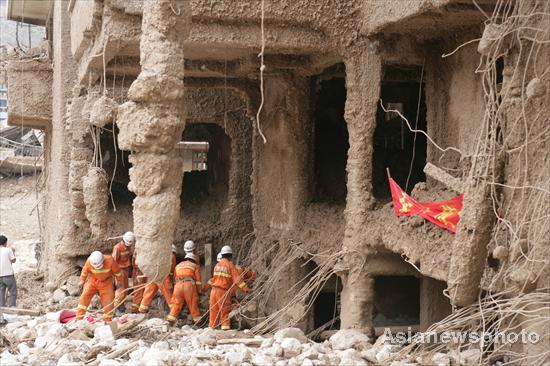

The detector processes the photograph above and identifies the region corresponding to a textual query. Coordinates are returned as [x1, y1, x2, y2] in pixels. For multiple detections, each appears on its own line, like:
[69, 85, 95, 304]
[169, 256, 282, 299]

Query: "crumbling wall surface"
[42, 0, 79, 281]
[425, 32, 486, 174]
[6, 58, 53, 129]
[116, 0, 188, 280]
[82, 167, 109, 238]
[176, 86, 253, 253]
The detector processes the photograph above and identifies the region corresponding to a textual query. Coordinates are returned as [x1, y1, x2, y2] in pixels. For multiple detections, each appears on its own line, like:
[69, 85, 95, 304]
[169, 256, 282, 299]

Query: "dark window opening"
[373, 275, 420, 327]
[180, 123, 230, 206]
[373, 65, 427, 200]
[313, 274, 342, 331]
[99, 123, 134, 208]
[312, 64, 348, 204]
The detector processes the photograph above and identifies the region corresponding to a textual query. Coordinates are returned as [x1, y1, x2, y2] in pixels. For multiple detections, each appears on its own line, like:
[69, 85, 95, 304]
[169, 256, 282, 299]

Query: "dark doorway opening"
[180, 123, 230, 206]
[312, 64, 349, 204]
[373, 275, 420, 327]
[99, 123, 134, 208]
[373, 65, 427, 200]
[313, 274, 342, 330]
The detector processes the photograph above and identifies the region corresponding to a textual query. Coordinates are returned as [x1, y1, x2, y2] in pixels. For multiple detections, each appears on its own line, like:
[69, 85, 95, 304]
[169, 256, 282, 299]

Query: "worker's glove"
[78, 281, 85, 291]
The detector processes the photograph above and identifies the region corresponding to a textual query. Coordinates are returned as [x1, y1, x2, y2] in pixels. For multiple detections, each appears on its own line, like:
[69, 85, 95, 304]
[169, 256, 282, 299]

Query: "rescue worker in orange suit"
[184, 240, 202, 291]
[208, 245, 251, 330]
[166, 253, 201, 324]
[230, 263, 257, 305]
[139, 245, 176, 313]
[76, 251, 122, 322]
[112, 231, 135, 312]
[130, 254, 147, 313]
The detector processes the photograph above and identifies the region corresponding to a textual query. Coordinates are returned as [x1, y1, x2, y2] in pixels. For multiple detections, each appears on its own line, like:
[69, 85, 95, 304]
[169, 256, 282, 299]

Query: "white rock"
[197, 327, 217, 346]
[337, 349, 362, 361]
[18, 343, 31, 356]
[262, 337, 275, 348]
[280, 337, 302, 358]
[99, 360, 122, 366]
[152, 341, 170, 350]
[455, 349, 482, 366]
[263, 343, 283, 357]
[274, 361, 287, 366]
[360, 348, 377, 363]
[225, 350, 250, 365]
[274, 328, 308, 343]
[376, 344, 400, 362]
[94, 325, 115, 344]
[115, 338, 130, 349]
[142, 348, 170, 364]
[287, 357, 300, 366]
[47, 323, 65, 337]
[432, 352, 451, 366]
[1, 350, 22, 366]
[12, 326, 32, 341]
[301, 359, 314, 366]
[52, 288, 67, 303]
[6, 321, 26, 332]
[251, 354, 275, 366]
[129, 347, 149, 361]
[57, 353, 74, 366]
[329, 329, 370, 350]
[35, 335, 53, 348]
[300, 347, 318, 360]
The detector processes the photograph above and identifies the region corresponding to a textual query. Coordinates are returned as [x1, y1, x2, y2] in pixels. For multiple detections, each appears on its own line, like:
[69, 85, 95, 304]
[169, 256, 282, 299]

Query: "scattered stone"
[251, 354, 274, 366]
[45, 282, 57, 292]
[280, 337, 302, 358]
[52, 288, 67, 303]
[432, 352, 451, 366]
[274, 327, 308, 343]
[526, 78, 546, 99]
[93, 324, 115, 344]
[329, 329, 370, 351]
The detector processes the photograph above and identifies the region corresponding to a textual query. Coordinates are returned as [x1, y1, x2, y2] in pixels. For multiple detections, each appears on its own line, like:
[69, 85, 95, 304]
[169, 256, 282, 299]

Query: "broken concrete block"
[93, 324, 115, 344]
[251, 354, 275, 366]
[280, 337, 302, 358]
[329, 329, 370, 350]
[432, 352, 451, 366]
[90, 95, 118, 127]
[274, 327, 308, 343]
[57, 353, 75, 366]
[52, 288, 67, 303]
[17, 343, 31, 356]
[225, 350, 250, 365]
[12, 327, 33, 341]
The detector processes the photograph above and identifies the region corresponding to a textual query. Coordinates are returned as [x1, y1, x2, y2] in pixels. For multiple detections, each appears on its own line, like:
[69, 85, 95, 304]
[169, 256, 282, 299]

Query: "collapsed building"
[6, 0, 549, 362]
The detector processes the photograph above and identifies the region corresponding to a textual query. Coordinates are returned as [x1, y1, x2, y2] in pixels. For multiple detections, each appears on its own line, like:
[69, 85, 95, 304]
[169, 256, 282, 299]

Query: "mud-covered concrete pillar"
[117, 0, 187, 280]
[340, 41, 381, 334]
[44, 0, 78, 281]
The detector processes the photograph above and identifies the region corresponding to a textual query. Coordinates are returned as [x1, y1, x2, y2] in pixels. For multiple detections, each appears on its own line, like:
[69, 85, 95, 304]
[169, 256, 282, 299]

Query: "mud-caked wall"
[176, 86, 253, 257]
[425, 32, 486, 175]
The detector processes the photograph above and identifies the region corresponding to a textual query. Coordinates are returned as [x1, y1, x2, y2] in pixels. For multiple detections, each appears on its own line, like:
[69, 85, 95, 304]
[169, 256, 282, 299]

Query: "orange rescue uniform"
[112, 241, 132, 307]
[208, 258, 251, 330]
[229, 265, 257, 299]
[76, 255, 122, 322]
[139, 254, 176, 313]
[131, 256, 147, 313]
[167, 259, 201, 323]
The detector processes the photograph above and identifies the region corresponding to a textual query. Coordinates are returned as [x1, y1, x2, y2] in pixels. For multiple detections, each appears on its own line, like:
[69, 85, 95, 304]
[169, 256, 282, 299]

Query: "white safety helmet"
[216, 252, 222, 262]
[171, 244, 177, 253]
[220, 245, 233, 255]
[123, 231, 135, 246]
[185, 253, 196, 261]
[184, 240, 195, 253]
[90, 251, 104, 269]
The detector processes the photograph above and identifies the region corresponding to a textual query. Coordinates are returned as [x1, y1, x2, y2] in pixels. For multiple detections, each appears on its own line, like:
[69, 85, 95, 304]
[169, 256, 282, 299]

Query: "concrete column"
[117, 0, 187, 280]
[340, 272, 375, 336]
[419, 277, 451, 331]
[44, 0, 78, 281]
[339, 41, 381, 334]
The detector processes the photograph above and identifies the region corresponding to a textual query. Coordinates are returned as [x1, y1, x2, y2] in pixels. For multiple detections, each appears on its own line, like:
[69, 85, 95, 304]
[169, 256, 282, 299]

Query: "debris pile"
[1, 313, 490, 366]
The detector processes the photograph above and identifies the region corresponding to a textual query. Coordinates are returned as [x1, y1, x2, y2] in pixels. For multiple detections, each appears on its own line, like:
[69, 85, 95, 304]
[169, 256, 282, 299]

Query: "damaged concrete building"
[7, 0, 549, 361]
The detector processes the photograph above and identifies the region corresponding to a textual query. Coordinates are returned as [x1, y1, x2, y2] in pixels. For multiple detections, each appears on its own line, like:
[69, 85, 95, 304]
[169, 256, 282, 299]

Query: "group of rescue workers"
[76, 232, 255, 330]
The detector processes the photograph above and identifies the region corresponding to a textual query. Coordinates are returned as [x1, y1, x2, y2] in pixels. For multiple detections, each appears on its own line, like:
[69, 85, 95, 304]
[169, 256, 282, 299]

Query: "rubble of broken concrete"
[1, 316, 484, 366]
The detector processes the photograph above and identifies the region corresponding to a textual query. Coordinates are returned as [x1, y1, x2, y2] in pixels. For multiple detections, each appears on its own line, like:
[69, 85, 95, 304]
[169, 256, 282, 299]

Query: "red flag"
[389, 177, 463, 233]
